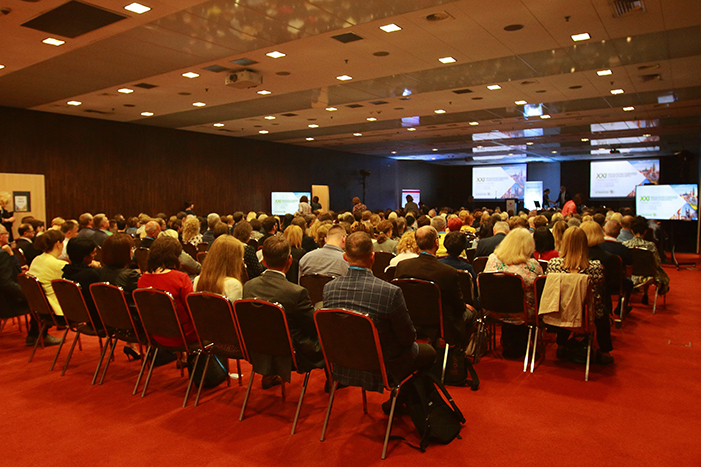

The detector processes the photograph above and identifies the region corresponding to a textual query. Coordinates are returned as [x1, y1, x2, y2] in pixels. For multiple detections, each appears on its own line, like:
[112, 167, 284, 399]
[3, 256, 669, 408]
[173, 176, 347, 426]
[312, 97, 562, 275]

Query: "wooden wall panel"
[0, 106, 445, 220]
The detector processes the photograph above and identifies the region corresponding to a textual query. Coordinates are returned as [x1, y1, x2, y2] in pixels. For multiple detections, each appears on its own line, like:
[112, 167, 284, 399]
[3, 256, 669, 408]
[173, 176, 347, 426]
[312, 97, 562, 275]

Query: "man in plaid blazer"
[323, 232, 435, 393]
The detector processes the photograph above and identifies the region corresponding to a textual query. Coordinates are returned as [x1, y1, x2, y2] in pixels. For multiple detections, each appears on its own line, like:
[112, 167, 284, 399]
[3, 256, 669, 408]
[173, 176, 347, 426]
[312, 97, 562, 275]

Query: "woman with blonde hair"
[282, 225, 307, 283]
[181, 216, 203, 246]
[0, 192, 15, 242]
[193, 235, 244, 301]
[552, 220, 568, 251]
[484, 227, 542, 358]
[388, 231, 420, 269]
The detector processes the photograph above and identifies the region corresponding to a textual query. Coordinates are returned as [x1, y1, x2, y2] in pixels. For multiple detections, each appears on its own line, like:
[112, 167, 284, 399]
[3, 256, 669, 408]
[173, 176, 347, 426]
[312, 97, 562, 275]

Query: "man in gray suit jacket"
[243, 235, 324, 388]
[474, 221, 509, 258]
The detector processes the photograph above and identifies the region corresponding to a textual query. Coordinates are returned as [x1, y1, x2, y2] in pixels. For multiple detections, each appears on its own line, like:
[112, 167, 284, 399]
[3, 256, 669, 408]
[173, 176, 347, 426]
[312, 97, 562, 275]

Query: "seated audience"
[475, 221, 509, 257]
[552, 220, 568, 252]
[623, 216, 670, 303]
[61, 236, 102, 328]
[283, 225, 306, 284]
[388, 231, 420, 269]
[373, 219, 398, 254]
[233, 221, 265, 279]
[533, 226, 559, 260]
[298, 224, 348, 279]
[15, 223, 41, 266]
[27, 229, 67, 317]
[439, 231, 478, 297]
[182, 217, 203, 247]
[193, 235, 244, 301]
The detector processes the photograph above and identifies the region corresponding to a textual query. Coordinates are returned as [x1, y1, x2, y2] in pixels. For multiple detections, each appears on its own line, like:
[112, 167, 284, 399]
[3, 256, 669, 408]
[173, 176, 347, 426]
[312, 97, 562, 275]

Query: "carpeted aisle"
[1, 257, 700, 466]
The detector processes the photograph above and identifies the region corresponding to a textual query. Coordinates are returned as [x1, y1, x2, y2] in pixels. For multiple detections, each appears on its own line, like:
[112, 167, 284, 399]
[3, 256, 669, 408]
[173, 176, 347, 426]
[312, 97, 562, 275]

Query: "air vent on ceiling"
[83, 109, 112, 114]
[452, 88, 473, 94]
[346, 104, 363, 108]
[133, 83, 157, 89]
[425, 11, 453, 21]
[203, 65, 230, 73]
[370, 100, 388, 105]
[610, 0, 646, 18]
[231, 58, 258, 66]
[281, 113, 298, 117]
[641, 73, 661, 82]
[638, 63, 659, 70]
[331, 32, 363, 43]
[21, 1, 126, 38]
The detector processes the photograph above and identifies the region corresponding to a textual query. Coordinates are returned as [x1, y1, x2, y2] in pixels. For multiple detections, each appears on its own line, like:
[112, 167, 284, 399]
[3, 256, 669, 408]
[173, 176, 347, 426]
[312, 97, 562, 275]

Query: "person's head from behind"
[101, 233, 133, 268]
[415, 226, 438, 253]
[325, 224, 347, 249]
[283, 225, 303, 249]
[262, 217, 277, 234]
[430, 216, 446, 232]
[146, 236, 181, 272]
[631, 216, 649, 236]
[604, 220, 621, 239]
[299, 195, 309, 204]
[580, 220, 605, 247]
[494, 228, 534, 265]
[533, 226, 555, 254]
[213, 221, 229, 239]
[396, 231, 419, 255]
[444, 231, 467, 258]
[560, 227, 590, 271]
[262, 235, 291, 271]
[447, 217, 463, 233]
[406, 194, 413, 203]
[67, 237, 97, 265]
[144, 221, 160, 238]
[196, 235, 244, 292]
[233, 221, 253, 243]
[34, 229, 64, 254]
[344, 232, 373, 267]
[493, 221, 510, 235]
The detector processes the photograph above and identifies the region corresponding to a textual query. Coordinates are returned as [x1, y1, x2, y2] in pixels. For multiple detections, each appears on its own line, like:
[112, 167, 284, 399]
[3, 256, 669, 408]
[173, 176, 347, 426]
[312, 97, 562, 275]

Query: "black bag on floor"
[432, 346, 480, 390]
[402, 372, 466, 452]
[187, 353, 228, 389]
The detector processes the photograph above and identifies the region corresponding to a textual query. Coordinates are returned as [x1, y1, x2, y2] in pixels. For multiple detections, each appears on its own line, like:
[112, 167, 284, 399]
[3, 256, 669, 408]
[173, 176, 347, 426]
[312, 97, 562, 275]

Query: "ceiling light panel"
[380, 24, 402, 33]
[42, 38, 65, 46]
[124, 3, 151, 14]
[182, 72, 199, 78]
[571, 33, 591, 41]
[439, 57, 456, 64]
[597, 69, 612, 76]
[266, 51, 286, 58]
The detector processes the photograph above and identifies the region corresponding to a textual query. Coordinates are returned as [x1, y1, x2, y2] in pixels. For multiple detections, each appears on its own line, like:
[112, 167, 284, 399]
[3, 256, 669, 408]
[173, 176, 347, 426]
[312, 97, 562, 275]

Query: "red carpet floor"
[2, 256, 700, 466]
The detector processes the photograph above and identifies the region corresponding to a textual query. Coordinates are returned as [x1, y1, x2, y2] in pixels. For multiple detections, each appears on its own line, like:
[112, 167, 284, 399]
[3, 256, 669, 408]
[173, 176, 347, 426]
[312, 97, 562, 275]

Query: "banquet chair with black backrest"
[133, 288, 202, 401]
[456, 270, 475, 307]
[477, 272, 535, 371]
[182, 243, 197, 261]
[50, 279, 106, 377]
[390, 278, 450, 384]
[464, 248, 477, 264]
[233, 299, 315, 435]
[89, 282, 145, 386]
[606, 254, 627, 328]
[371, 252, 395, 281]
[630, 248, 665, 314]
[196, 252, 208, 264]
[384, 265, 396, 282]
[197, 242, 209, 253]
[535, 273, 595, 381]
[299, 274, 335, 307]
[134, 248, 149, 273]
[17, 273, 65, 364]
[472, 256, 489, 275]
[314, 308, 416, 460]
[185, 292, 246, 408]
[13, 247, 27, 267]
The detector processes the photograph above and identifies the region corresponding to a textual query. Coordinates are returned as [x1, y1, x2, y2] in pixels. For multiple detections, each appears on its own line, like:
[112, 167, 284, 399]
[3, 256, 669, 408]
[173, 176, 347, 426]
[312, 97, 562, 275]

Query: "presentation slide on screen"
[271, 192, 311, 215]
[636, 185, 698, 221]
[590, 159, 659, 198]
[524, 181, 543, 211]
[402, 189, 421, 207]
[472, 164, 526, 199]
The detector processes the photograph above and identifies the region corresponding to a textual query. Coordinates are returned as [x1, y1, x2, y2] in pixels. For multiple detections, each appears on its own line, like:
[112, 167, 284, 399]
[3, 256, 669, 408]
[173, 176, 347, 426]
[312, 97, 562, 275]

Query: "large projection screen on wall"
[472, 164, 526, 199]
[271, 192, 310, 215]
[636, 185, 698, 221]
[590, 159, 659, 198]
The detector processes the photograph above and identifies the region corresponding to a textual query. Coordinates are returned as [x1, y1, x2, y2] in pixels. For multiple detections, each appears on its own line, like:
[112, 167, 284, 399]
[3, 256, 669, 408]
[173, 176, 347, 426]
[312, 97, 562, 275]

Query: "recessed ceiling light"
[259, 130, 269, 134]
[192, 102, 206, 107]
[643, 133, 651, 137]
[42, 38, 65, 46]
[469, 121, 479, 126]
[266, 51, 286, 59]
[182, 72, 199, 78]
[526, 142, 534, 145]
[439, 56, 456, 64]
[515, 100, 527, 105]
[124, 3, 151, 14]
[306, 137, 314, 141]
[571, 33, 591, 42]
[141, 111, 154, 116]
[380, 23, 402, 33]
[264, 116, 275, 120]
[432, 148, 438, 152]
[597, 69, 612, 76]
[551, 150, 557, 153]
[623, 106, 635, 111]
[0, 65, 5, 69]
[431, 158, 436, 160]
[540, 115, 551, 119]
[67, 101, 81, 106]
[434, 109, 446, 114]
[213, 123, 224, 127]
[477, 146, 483, 149]
[509, 153, 514, 156]
[366, 117, 377, 121]
[487, 85, 501, 90]
[610, 89, 624, 95]
[308, 124, 319, 128]
[581, 138, 589, 142]
[257, 90, 272, 95]
[326, 107, 337, 111]
[336, 75, 353, 81]
[391, 151, 397, 154]
[353, 133, 362, 137]
[118, 88, 134, 94]
[407, 128, 416, 131]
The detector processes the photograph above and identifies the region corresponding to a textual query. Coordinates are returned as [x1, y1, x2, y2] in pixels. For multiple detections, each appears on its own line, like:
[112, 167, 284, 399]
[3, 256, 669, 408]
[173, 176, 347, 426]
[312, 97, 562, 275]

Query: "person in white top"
[58, 220, 79, 262]
[387, 231, 420, 271]
[193, 234, 245, 301]
[27, 229, 68, 316]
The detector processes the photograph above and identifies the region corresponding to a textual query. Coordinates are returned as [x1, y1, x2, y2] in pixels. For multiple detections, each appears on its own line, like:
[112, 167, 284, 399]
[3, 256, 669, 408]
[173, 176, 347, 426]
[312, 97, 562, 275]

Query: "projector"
[225, 70, 263, 89]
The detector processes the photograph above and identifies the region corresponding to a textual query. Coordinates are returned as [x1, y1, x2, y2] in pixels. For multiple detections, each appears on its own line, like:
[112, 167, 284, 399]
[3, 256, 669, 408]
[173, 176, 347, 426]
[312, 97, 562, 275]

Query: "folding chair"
[314, 308, 416, 460]
[631, 248, 665, 314]
[456, 270, 475, 307]
[185, 292, 246, 407]
[372, 252, 395, 281]
[299, 274, 335, 306]
[17, 273, 65, 365]
[134, 248, 149, 273]
[472, 256, 489, 275]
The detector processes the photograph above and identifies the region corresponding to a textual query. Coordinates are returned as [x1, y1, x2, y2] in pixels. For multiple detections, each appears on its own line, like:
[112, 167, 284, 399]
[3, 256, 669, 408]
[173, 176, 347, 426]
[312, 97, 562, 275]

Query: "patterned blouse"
[545, 257, 605, 317]
[484, 254, 543, 321]
[622, 236, 670, 291]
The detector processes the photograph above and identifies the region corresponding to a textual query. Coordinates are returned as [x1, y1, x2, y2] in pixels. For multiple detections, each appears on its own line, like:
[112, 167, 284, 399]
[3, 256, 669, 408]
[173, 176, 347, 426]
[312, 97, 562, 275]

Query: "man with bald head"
[395, 226, 474, 348]
[617, 215, 635, 242]
[139, 221, 161, 249]
[475, 221, 509, 257]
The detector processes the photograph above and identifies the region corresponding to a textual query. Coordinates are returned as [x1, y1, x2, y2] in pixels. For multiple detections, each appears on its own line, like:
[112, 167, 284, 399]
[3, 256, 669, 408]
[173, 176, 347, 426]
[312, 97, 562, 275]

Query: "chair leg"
[92, 337, 112, 385]
[60, 331, 82, 376]
[584, 334, 593, 382]
[194, 354, 212, 407]
[440, 343, 450, 384]
[237, 359, 242, 386]
[291, 371, 311, 435]
[99, 338, 119, 385]
[382, 388, 399, 460]
[28, 322, 48, 363]
[133, 346, 153, 396]
[320, 380, 338, 442]
[530, 326, 539, 373]
[524, 326, 533, 372]
[183, 352, 202, 408]
[141, 347, 159, 398]
[49, 327, 70, 371]
[362, 388, 368, 414]
[652, 286, 659, 314]
[239, 372, 255, 422]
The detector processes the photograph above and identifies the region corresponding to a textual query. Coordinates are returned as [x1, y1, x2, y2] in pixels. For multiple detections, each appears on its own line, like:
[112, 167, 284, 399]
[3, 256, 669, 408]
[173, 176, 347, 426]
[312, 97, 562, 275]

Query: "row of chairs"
[16, 273, 414, 459]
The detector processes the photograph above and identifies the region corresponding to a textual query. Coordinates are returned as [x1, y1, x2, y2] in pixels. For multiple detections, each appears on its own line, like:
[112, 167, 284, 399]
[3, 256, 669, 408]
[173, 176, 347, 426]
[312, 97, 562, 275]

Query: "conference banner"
[636, 185, 698, 221]
[590, 159, 659, 198]
[473, 164, 526, 199]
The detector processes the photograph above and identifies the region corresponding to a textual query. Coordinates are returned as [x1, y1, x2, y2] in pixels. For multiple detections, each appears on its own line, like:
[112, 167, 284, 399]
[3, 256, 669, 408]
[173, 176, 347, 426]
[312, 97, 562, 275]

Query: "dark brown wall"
[0, 106, 446, 220]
